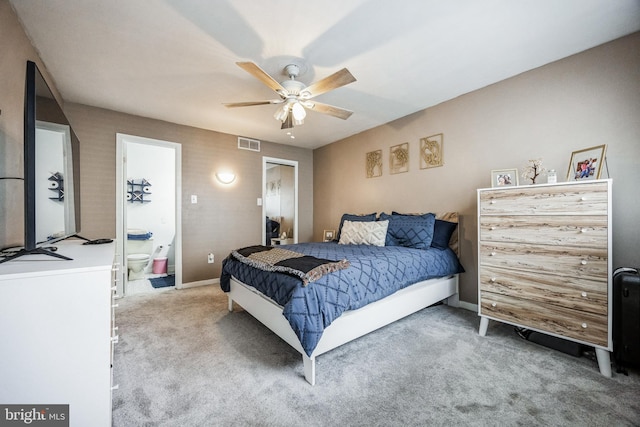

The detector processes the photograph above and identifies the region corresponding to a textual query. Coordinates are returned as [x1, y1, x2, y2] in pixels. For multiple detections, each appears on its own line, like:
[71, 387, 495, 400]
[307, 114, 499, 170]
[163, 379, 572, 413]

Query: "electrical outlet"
[207, 253, 214, 264]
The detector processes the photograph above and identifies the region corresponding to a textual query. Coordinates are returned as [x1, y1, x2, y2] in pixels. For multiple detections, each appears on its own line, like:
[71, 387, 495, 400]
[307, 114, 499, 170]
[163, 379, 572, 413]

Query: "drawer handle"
[490, 200, 496, 204]
[111, 335, 119, 343]
[490, 226, 496, 230]
[581, 323, 587, 329]
[490, 277, 496, 282]
[111, 384, 120, 391]
[112, 303, 119, 309]
[491, 302, 497, 307]
[580, 228, 588, 233]
[581, 292, 587, 298]
[581, 197, 587, 201]
[581, 260, 587, 265]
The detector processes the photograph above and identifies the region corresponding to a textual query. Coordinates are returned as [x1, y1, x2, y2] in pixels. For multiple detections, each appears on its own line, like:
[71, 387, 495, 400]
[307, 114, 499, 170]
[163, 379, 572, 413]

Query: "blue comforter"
[220, 242, 463, 356]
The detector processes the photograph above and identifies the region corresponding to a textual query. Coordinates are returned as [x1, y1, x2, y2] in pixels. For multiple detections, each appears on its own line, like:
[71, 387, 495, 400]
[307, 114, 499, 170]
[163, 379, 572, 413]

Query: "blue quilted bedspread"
[220, 242, 463, 356]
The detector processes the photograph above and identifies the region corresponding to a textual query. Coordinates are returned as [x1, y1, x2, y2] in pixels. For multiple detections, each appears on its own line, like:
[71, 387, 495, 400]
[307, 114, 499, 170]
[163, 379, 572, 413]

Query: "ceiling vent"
[238, 137, 260, 152]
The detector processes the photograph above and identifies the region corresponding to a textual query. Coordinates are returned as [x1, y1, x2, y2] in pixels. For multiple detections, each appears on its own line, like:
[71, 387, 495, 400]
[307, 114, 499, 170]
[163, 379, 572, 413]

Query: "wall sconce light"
[215, 172, 236, 184]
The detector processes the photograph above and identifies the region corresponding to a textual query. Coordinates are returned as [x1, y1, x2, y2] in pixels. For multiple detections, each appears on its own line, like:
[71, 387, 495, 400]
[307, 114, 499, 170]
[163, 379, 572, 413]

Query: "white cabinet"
[0, 241, 116, 426]
[477, 180, 612, 376]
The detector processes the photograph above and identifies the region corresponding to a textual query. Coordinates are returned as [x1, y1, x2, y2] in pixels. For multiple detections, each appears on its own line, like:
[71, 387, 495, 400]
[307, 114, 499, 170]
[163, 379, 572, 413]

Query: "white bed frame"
[226, 212, 461, 385]
[227, 273, 459, 385]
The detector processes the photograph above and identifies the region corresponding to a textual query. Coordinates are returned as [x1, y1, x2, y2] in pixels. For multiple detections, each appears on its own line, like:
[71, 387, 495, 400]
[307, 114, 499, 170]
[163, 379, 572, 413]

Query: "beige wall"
[64, 103, 313, 283]
[3, 1, 638, 294]
[1, 1, 313, 283]
[0, 1, 64, 247]
[314, 32, 640, 305]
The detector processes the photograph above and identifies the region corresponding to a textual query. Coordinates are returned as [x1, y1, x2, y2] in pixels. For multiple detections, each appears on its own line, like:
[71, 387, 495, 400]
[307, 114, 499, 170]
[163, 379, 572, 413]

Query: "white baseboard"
[179, 278, 219, 289]
[458, 300, 478, 312]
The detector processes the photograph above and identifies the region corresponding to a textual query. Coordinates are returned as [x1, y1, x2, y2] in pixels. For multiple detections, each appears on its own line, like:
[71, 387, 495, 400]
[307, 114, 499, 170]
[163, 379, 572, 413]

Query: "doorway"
[262, 157, 298, 246]
[115, 134, 182, 296]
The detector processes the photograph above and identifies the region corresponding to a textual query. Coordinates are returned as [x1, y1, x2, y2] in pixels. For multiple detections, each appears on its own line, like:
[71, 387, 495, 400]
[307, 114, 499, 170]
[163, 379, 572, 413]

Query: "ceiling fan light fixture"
[273, 104, 289, 122]
[291, 101, 306, 121]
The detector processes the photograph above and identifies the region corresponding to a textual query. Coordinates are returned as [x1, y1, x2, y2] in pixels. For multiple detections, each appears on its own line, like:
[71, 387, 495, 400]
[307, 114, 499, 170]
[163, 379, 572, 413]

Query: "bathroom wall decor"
[48, 172, 64, 201]
[127, 178, 152, 203]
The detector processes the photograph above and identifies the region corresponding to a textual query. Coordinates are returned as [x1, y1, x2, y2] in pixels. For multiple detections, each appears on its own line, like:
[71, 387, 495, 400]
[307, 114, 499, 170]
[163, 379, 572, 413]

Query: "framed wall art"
[566, 144, 607, 181]
[366, 149, 382, 178]
[491, 168, 519, 187]
[323, 229, 335, 242]
[390, 143, 409, 174]
[420, 133, 443, 169]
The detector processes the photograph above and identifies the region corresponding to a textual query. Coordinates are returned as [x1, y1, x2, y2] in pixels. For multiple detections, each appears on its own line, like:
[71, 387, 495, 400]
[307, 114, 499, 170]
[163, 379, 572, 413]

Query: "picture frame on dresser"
[490, 168, 518, 187]
[566, 144, 607, 181]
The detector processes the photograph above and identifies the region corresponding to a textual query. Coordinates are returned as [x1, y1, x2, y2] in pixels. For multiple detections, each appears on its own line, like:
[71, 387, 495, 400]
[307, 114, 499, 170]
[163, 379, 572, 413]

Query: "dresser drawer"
[479, 182, 608, 215]
[480, 292, 608, 346]
[479, 241, 608, 278]
[479, 215, 608, 248]
[480, 266, 607, 316]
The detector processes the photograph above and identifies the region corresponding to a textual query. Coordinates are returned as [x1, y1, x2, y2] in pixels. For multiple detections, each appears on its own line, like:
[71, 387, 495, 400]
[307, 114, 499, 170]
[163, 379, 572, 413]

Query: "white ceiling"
[10, 0, 640, 149]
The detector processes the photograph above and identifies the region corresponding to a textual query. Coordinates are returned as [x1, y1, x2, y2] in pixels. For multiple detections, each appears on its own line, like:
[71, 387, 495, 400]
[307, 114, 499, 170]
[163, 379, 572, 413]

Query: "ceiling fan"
[224, 61, 356, 129]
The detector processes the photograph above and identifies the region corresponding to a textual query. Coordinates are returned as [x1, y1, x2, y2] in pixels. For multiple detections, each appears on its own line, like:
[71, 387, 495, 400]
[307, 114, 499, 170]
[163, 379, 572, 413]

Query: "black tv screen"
[0, 61, 81, 263]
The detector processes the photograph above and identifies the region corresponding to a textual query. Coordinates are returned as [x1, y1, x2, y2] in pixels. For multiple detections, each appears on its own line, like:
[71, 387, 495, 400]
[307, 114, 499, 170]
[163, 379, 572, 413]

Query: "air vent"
[238, 137, 260, 152]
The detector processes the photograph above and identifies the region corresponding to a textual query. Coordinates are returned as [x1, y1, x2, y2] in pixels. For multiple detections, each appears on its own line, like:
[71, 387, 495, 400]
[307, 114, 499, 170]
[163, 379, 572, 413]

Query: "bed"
[220, 212, 463, 385]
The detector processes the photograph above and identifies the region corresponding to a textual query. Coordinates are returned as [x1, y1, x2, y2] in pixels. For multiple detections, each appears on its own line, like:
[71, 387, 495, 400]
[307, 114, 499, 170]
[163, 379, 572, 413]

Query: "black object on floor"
[613, 267, 640, 375]
[150, 275, 175, 289]
[515, 327, 584, 357]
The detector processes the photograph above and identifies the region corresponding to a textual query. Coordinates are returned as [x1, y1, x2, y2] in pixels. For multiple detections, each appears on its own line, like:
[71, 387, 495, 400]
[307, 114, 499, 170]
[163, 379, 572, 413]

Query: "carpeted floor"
[112, 285, 640, 426]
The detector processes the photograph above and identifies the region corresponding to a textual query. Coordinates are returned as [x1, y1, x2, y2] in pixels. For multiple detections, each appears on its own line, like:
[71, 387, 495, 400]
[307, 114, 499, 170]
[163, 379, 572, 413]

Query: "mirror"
[264, 160, 296, 245]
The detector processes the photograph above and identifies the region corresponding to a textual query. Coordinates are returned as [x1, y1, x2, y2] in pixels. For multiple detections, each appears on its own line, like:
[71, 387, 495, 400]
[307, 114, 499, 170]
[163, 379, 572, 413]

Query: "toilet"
[126, 229, 153, 280]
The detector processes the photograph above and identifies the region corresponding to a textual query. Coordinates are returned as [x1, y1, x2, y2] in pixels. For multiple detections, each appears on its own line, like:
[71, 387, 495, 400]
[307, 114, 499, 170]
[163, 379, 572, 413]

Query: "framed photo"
[323, 229, 335, 242]
[491, 168, 519, 187]
[567, 144, 607, 181]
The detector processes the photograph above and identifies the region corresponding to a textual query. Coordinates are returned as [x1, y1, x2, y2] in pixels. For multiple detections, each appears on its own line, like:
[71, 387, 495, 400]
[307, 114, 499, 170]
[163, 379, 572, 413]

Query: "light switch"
[191, 195, 198, 204]
[257, 198, 263, 206]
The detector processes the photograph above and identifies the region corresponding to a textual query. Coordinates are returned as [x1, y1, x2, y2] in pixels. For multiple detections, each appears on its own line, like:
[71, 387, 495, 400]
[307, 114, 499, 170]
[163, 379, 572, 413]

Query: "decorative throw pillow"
[338, 220, 388, 246]
[379, 212, 435, 249]
[391, 212, 456, 250]
[431, 219, 458, 250]
[335, 212, 377, 241]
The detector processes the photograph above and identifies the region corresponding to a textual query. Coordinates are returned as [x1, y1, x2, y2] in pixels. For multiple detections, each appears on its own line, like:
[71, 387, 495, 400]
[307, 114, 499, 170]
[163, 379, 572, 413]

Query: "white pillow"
[338, 220, 389, 246]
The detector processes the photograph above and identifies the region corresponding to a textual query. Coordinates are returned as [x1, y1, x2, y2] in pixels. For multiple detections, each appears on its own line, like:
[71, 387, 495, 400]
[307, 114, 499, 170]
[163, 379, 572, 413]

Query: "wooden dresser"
[477, 179, 612, 376]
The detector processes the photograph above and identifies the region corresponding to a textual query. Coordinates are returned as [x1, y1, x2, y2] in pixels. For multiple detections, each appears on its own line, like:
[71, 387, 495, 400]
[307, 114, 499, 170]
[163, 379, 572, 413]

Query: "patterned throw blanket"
[231, 245, 350, 286]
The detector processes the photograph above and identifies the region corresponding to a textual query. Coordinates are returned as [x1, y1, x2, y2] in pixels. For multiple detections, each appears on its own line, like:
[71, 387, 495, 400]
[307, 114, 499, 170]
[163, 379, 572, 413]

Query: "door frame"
[262, 157, 298, 245]
[115, 133, 182, 296]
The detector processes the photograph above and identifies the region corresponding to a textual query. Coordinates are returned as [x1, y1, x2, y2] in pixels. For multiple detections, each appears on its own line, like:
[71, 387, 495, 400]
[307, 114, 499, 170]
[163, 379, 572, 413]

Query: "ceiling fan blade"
[236, 62, 286, 94]
[224, 100, 283, 108]
[306, 101, 353, 120]
[302, 68, 356, 99]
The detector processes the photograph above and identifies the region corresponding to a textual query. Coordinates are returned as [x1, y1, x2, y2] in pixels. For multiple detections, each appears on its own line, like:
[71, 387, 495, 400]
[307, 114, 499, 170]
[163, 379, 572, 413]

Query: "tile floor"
[126, 273, 174, 295]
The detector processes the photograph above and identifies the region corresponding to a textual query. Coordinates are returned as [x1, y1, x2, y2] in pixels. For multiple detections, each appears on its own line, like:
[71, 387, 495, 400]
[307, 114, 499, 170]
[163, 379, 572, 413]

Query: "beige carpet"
[112, 285, 640, 426]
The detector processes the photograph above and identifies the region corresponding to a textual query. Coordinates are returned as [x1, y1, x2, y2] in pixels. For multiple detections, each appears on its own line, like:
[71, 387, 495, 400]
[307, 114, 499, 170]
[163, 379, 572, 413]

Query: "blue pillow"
[379, 212, 435, 249]
[336, 213, 376, 241]
[431, 219, 458, 250]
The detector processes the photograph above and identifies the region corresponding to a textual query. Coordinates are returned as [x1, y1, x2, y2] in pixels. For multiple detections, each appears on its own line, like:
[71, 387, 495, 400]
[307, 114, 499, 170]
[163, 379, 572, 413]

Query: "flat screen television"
[0, 61, 82, 263]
